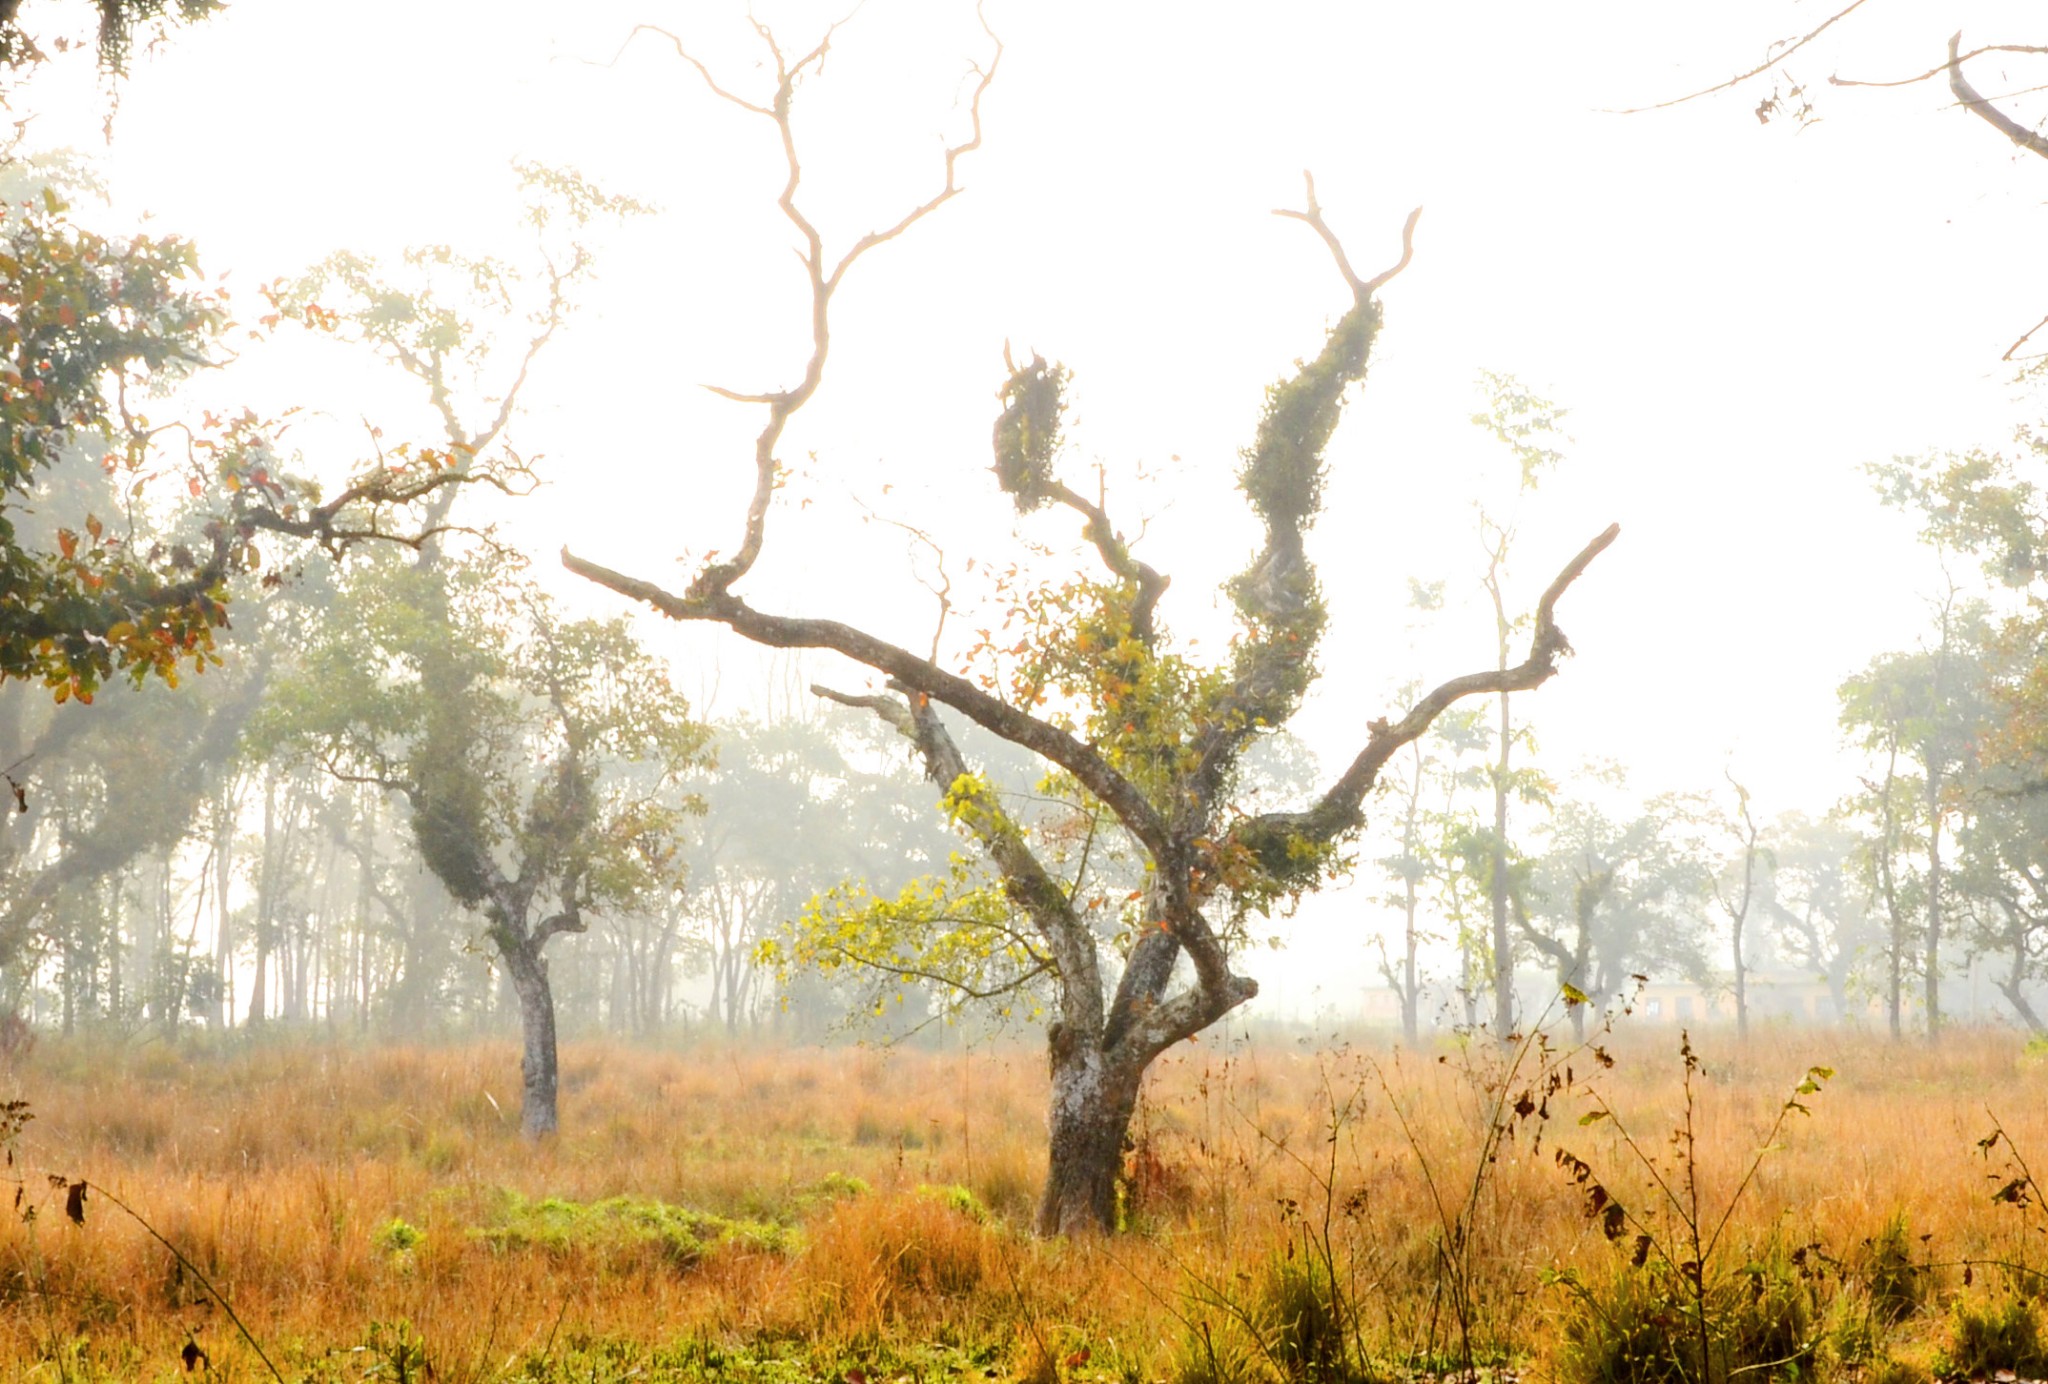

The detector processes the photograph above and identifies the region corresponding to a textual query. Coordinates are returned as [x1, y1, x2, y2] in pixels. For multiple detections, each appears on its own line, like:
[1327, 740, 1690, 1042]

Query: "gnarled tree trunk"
[1038, 1041, 1144, 1236]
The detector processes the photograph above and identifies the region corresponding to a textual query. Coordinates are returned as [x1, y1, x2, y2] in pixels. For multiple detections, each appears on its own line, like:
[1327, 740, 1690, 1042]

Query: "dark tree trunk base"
[1036, 1050, 1140, 1237]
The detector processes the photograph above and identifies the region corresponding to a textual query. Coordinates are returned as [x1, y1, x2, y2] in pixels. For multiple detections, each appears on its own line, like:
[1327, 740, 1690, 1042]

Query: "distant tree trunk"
[1490, 685, 1513, 1038]
[1400, 897, 1420, 1042]
[1873, 742, 1907, 1040]
[1998, 927, 2044, 1033]
[59, 932, 76, 1036]
[1458, 931, 1479, 1031]
[1385, 741, 1425, 1045]
[608, 943, 632, 1035]
[1723, 781, 1760, 1044]
[212, 784, 235, 1030]
[249, 772, 278, 1027]
[649, 908, 680, 1033]
[388, 868, 438, 1035]
[1924, 770, 1945, 1044]
[353, 804, 374, 1033]
[500, 939, 560, 1139]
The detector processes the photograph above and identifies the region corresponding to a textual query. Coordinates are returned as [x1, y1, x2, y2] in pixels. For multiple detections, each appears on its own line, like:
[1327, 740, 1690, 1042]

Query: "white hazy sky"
[25, 0, 2047, 1013]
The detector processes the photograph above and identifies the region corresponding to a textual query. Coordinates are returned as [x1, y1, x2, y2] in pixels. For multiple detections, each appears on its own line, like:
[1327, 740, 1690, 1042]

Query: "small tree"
[1374, 697, 1488, 1043]
[269, 555, 709, 1136]
[1764, 810, 1877, 1022]
[563, 18, 1618, 1234]
[1708, 771, 1770, 1041]
[1470, 374, 1571, 1037]
[1516, 793, 1714, 1040]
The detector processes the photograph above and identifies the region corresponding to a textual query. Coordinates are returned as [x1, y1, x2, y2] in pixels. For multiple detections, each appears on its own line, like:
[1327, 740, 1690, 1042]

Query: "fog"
[2, 0, 2045, 1055]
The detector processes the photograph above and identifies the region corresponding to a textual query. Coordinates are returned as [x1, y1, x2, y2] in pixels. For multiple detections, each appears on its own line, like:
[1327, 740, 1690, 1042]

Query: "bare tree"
[564, 17, 1618, 1235]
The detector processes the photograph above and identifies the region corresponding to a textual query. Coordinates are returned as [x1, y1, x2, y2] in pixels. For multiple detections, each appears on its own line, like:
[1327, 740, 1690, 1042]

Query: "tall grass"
[0, 1025, 2042, 1379]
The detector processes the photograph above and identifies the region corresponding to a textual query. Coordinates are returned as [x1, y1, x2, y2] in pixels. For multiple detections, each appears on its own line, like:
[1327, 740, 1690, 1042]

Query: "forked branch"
[632, 8, 1000, 598]
[1272, 171, 1422, 302]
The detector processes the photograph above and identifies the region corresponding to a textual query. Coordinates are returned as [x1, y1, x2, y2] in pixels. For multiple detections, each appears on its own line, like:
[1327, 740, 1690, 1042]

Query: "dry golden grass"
[1, 1023, 2045, 1380]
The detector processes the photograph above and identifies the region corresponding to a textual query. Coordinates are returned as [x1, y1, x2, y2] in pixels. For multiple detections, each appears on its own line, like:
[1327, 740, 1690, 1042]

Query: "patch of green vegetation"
[372, 1217, 423, 1254]
[1944, 1295, 2048, 1378]
[473, 1333, 994, 1384]
[811, 1170, 869, 1201]
[1554, 1245, 1821, 1384]
[918, 1183, 988, 1223]
[469, 1191, 795, 1269]
[1856, 1213, 1925, 1325]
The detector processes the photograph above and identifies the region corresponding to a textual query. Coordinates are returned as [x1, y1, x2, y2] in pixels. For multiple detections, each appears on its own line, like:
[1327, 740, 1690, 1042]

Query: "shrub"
[1946, 1295, 2048, 1378]
[1555, 1247, 1818, 1384]
[373, 1218, 424, 1255]
[1856, 1214, 1925, 1326]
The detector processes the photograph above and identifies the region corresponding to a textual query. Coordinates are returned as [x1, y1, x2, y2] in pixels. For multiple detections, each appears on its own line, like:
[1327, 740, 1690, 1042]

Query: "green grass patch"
[470, 1190, 796, 1268]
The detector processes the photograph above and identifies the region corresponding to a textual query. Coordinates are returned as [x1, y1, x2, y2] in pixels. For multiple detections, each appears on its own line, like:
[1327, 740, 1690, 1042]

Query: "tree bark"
[1036, 1042, 1142, 1237]
[502, 942, 561, 1140]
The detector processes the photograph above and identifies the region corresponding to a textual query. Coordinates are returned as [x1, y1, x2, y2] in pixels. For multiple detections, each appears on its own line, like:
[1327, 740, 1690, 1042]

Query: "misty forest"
[6, 1, 2048, 1380]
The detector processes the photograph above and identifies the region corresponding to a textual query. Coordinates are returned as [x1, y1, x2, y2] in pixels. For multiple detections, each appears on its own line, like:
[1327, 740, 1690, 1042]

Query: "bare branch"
[1830, 43, 2048, 91]
[822, 3, 999, 295]
[1044, 477, 1171, 643]
[534, 906, 587, 947]
[1950, 31, 2048, 161]
[1611, 0, 1874, 114]
[2003, 310, 2048, 363]
[1272, 170, 1361, 295]
[703, 383, 782, 405]
[854, 503, 953, 663]
[1229, 521, 1619, 858]
[659, 9, 998, 597]
[1364, 205, 1425, 298]
[565, 545, 1171, 860]
[1111, 962, 1257, 1067]
[473, 254, 579, 455]
[817, 941, 1051, 1003]
[621, 24, 773, 114]
[1271, 173, 1417, 301]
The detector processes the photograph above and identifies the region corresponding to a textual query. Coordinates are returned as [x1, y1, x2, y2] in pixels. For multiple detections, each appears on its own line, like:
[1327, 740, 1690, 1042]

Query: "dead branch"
[1950, 31, 2048, 161]
[2003, 310, 2048, 363]
[1272, 171, 1422, 302]
[1043, 477, 1170, 643]
[1229, 521, 1619, 856]
[652, 8, 1000, 598]
[1611, 0, 1873, 114]
[1830, 42, 2048, 91]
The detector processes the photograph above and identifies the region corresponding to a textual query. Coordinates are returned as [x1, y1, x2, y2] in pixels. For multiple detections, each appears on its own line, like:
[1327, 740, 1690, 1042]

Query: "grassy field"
[3, 1022, 2047, 1383]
